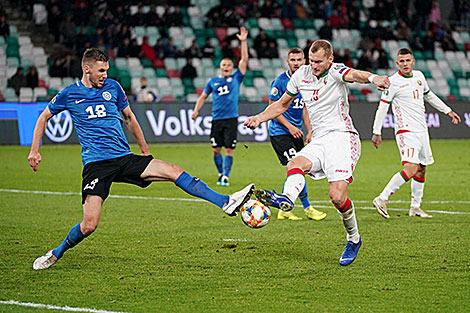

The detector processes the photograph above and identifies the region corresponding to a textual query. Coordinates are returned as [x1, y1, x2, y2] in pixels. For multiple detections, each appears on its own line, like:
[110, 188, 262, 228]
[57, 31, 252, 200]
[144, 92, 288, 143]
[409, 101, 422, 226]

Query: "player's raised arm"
[344, 69, 390, 91]
[28, 106, 54, 172]
[120, 105, 150, 156]
[236, 26, 249, 74]
[192, 91, 209, 120]
[244, 92, 295, 129]
[270, 99, 304, 139]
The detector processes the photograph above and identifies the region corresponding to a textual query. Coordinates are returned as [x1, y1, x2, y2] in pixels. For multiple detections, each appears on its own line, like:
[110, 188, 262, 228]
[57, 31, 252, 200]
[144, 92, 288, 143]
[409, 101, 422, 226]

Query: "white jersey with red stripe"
[286, 63, 357, 138]
[374, 70, 432, 134]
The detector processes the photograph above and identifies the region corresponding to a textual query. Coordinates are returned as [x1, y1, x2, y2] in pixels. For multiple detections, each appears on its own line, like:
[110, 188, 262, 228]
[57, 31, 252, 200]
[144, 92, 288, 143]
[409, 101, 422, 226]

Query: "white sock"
[282, 168, 306, 203]
[338, 201, 360, 243]
[411, 177, 425, 208]
[380, 170, 409, 201]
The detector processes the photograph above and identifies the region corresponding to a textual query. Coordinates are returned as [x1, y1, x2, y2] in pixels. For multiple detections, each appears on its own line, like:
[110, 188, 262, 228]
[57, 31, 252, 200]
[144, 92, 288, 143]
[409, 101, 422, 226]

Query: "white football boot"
[373, 196, 390, 219]
[33, 250, 58, 270]
[409, 207, 432, 218]
[222, 184, 255, 216]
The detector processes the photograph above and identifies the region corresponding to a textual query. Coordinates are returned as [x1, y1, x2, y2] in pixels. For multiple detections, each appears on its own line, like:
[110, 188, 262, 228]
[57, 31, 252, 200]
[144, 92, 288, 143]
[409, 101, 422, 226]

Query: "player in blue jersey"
[28, 48, 255, 270]
[192, 27, 248, 187]
[268, 48, 326, 221]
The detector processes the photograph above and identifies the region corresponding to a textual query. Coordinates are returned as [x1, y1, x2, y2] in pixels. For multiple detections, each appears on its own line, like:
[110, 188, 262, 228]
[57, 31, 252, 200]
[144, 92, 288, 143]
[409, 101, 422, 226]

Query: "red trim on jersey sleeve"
[380, 99, 391, 104]
[396, 130, 410, 134]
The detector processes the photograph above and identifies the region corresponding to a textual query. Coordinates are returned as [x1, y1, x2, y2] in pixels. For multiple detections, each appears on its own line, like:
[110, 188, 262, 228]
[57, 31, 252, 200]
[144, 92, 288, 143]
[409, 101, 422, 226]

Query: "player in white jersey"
[244, 40, 390, 266]
[371, 48, 461, 219]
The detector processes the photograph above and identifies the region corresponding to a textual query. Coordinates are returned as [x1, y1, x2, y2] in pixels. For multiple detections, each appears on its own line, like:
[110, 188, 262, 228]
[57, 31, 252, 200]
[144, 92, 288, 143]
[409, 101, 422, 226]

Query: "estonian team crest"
[102, 91, 112, 101]
[417, 80, 422, 86]
[270, 87, 279, 96]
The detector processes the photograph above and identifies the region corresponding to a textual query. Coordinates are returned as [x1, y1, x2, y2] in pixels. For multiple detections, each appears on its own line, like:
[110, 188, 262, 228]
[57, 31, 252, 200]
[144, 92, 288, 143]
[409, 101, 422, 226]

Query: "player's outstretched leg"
[256, 167, 306, 212]
[175, 171, 254, 216]
[222, 183, 255, 216]
[255, 189, 294, 212]
[33, 222, 87, 270]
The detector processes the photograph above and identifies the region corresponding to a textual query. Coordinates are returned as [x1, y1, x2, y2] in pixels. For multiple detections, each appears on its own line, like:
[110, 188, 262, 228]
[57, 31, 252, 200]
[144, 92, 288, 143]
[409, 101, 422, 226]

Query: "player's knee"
[329, 192, 346, 208]
[168, 163, 184, 181]
[81, 220, 98, 236]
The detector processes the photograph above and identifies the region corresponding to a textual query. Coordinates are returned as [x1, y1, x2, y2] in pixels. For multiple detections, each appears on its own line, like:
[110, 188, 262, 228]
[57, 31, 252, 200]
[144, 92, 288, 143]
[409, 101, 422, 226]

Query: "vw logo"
[45, 111, 73, 142]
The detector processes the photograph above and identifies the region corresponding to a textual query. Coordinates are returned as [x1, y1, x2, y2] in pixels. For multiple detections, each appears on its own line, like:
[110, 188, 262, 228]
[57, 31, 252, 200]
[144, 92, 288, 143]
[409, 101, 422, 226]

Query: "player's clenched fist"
[244, 116, 261, 129]
[372, 76, 391, 91]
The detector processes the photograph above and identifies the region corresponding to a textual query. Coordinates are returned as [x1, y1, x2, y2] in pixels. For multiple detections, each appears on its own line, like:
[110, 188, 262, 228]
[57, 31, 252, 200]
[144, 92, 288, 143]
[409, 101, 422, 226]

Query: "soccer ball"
[240, 199, 271, 228]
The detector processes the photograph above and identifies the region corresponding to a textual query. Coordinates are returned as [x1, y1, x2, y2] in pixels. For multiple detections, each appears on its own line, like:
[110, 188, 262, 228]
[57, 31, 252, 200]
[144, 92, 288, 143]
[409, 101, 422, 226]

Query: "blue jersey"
[268, 70, 304, 136]
[203, 69, 244, 120]
[48, 79, 132, 165]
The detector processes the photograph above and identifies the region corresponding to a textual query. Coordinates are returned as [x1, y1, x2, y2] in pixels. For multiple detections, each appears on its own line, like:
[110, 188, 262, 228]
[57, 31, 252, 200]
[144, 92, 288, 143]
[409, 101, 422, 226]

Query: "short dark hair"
[310, 40, 333, 57]
[287, 47, 304, 57]
[397, 48, 413, 56]
[82, 48, 109, 67]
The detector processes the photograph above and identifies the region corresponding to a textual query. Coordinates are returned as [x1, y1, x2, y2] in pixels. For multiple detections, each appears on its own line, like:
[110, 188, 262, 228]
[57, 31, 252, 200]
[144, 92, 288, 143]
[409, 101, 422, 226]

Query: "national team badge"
[270, 87, 279, 96]
[102, 91, 112, 101]
[227, 77, 233, 82]
[417, 80, 422, 86]
[323, 77, 328, 84]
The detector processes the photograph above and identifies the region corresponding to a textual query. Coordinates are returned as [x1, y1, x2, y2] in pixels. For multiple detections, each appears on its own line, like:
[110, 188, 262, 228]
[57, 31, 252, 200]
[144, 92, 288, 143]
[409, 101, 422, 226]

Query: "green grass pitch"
[1, 140, 469, 312]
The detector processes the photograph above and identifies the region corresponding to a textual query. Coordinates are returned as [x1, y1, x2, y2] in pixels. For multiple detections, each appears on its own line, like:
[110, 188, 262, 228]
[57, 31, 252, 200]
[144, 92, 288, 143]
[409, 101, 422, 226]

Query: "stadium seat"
[3, 87, 18, 101]
[33, 87, 47, 101]
[19, 87, 33, 102]
[48, 77, 62, 90]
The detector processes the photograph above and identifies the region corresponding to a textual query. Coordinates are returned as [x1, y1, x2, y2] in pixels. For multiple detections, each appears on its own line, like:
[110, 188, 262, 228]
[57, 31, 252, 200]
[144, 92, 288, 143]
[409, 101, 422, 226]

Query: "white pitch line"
[0, 300, 129, 313]
[1, 188, 469, 215]
[303, 205, 470, 215]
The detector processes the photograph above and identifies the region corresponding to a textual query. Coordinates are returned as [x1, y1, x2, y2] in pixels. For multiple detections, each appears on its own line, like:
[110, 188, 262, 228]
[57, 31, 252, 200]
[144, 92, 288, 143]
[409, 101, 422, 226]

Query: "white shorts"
[296, 131, 361, 182]
[395, 131, 434, 166]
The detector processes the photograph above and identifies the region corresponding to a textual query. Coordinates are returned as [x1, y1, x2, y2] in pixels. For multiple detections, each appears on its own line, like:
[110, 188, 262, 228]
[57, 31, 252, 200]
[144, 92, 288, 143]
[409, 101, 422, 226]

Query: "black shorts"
[210, 117, 238, 149]
[81, 154, 153, 204]
[270, 134, 305, 166]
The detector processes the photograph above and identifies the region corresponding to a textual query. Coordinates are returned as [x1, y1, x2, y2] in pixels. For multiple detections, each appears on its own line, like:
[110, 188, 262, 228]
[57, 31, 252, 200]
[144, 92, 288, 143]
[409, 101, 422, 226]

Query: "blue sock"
[175, 172, 229, 208]
[223, 155, 233, 177]
[52, 223, 86, 259]
[299, 185, 311, 209]
[214, 154, 223, 174]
